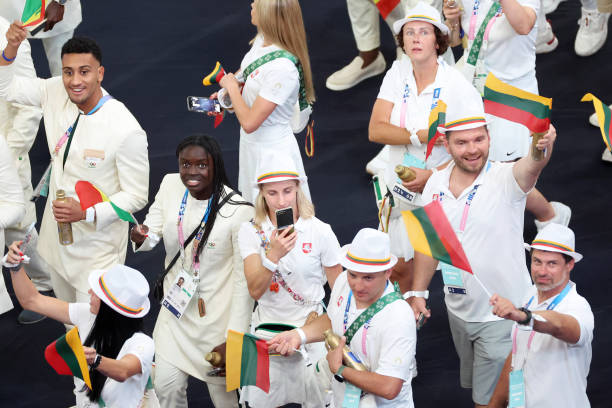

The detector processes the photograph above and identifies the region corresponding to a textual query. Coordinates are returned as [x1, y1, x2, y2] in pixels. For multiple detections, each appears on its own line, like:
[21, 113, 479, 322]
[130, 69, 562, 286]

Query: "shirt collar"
[439, 160, 491, 200]
[404, 56, 448, 96]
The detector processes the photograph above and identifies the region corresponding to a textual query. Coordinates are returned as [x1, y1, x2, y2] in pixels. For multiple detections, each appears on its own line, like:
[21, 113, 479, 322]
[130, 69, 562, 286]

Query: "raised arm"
[512, 124, 556, 193]
[499, 0, 537, 35]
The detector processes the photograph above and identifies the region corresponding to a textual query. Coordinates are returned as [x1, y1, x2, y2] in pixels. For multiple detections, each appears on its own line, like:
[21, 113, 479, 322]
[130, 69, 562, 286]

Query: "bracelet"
[517, 307, 533, 326]
[410, 129, 422, 147]
[2, 50, 16, 62]
[403, 290, 429, 300]
[261, 255, 278, 272]
[295, 327, 307, 346]
[91, 354, 102, 369]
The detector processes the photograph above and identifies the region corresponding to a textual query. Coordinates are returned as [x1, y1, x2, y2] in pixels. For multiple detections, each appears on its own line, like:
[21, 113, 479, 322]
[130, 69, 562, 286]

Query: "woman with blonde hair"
[238, 153, 342, 407]
[216, 0, 315, 203]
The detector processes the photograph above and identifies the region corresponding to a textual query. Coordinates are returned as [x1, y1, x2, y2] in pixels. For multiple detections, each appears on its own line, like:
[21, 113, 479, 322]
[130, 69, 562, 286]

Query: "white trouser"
[347, 0, 413, 51]
[50, 264, 88, 303]
[4, 226, 52, 291]
[39, 30, 74, 76]
[154, 356, 239, 408]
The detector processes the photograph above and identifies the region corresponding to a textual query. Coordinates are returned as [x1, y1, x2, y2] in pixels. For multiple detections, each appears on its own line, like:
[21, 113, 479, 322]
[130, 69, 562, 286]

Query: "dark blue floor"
[1, 0, 611, 406]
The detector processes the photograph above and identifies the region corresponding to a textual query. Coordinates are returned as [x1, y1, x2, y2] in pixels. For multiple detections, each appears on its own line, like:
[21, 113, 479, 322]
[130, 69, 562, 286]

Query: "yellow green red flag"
[226, 330, 270, 393]
[202, 61, 226, 86]
[75, 180, 138, 224]
[44, 327, 92, 389]
[21, 0, 46, 27]
[426, 100, 447, 159]
[581, 93, 611, 152]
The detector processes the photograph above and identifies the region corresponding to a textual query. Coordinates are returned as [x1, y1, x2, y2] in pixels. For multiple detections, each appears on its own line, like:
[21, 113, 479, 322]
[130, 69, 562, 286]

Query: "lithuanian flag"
[374, 0, 401, 19]
[402, 200, 472, 273]
[226, 330, 270, 393]
[75, 180, 138, 224]
[483, 73, 552, 133]
[202, 61, 226, 86]
[44, 327, 92, 389]
[426, 100, 447, 160]
[581, 93, 611, 152]
[21, 0, 46, 27]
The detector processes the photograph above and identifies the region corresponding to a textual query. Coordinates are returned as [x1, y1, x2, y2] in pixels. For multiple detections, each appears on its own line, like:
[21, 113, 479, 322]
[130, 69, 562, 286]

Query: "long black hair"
[83, 302, 144, 402]
[175, 134, 252, 261]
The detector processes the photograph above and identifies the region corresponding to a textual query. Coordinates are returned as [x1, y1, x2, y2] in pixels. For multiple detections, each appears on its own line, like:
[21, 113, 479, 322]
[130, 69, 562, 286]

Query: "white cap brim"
[524, 243, 583, 263]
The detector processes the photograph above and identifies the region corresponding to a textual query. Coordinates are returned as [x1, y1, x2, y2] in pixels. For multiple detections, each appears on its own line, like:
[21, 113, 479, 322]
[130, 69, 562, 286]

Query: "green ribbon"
[466, 2, 502, 67]
[344, 282, 403, 345]
[242, 50, 309, 111]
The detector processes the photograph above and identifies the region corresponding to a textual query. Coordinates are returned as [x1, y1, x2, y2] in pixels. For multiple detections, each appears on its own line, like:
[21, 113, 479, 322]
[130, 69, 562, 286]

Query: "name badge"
[83, 149, 105, 168]
[392, 183, 419, 204]
[342, 383, 361, 408]
[162, 270, 197, 319]
[509, 370, 526, 408]
[440, 263, 467, 295]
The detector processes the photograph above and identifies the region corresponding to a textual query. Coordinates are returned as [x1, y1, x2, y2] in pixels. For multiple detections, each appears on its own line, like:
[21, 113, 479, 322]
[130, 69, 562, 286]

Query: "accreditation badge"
[440, 263, 467, 295]
[162, 270, 197, 319]
[509, 369, 526, 408]
[342, 383, 361, 408]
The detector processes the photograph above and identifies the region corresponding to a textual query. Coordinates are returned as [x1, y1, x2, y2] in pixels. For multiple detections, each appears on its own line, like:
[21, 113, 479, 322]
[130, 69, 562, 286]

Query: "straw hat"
[393, 2, 450, 35]
[524, 223, 582, 262]
[88, 264, 151, 318]
[339, 228, 398, 273]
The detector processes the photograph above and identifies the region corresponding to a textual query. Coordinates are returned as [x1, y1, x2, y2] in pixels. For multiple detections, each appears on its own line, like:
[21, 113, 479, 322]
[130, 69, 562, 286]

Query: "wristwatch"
[91, 354, 102, 369]
[517, 307, 533, 326]
[334, 365, 346, 383]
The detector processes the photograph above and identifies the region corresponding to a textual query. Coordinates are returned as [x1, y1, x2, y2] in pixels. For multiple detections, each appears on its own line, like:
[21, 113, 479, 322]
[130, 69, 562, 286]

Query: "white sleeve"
[238, 221, 262, 259]
[376, 61, 402, 103]
[565, 297, 594, 348]
[68, 302, 92, 328]
[318, 222, 341, 268]
[374, 302, 416, 381]
[133, 176, 171, 253]
[121, 333, 155, 375]
[504, 162, 530, 202]
[257, 61, 299, 106]
[0, 138, 24, 228]
[518, 0, 540, 15]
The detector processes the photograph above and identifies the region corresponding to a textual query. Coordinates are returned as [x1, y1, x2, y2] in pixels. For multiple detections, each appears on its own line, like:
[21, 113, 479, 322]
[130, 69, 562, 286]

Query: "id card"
[392, 183, 419, 204]
[401, 152, 426, 172]
[509, 370, 526, 408]
[162, 270, 197, 319]
[440, 263, 467, 295]
[342, 383, 361, 408]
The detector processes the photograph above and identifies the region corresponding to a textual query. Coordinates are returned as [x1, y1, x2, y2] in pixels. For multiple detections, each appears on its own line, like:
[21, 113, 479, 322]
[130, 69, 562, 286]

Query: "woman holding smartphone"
[237, 153, 342, 407]
[216, 0, 315, 203]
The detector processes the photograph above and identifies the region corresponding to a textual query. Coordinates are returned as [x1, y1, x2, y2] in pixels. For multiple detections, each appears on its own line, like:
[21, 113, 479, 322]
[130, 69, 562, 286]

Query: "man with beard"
[407, 89, 558, 408]
[0, 24, 149, 304]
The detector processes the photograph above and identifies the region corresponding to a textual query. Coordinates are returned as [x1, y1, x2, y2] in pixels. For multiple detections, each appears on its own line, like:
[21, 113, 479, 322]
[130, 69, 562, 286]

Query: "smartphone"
[187, 96, 221, 113]
[416, 307, 431, 330]
[275, 207, 295, 234]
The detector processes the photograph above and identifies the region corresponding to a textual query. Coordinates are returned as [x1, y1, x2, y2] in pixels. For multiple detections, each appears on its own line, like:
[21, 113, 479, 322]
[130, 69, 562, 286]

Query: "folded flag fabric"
[75, 180, 138, 224]
[581, 93, 611, 152]
[426, 100, 447, 160]
[402, 200, 472, 273]
[202, 61, 226, 86]
[21, 0, 46, 27]
[374, 0, 401, 19]
[483, 73, 552, 133]
[44, 327, 92, 389]
[226, 330, 270, 393]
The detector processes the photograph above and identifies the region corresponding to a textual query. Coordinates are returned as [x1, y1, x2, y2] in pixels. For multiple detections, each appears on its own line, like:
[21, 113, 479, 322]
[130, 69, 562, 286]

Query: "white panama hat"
[524, 223, 583, 262]
[393, 2, 450, 35]
[253, 152, 307, 187]
[437, 79, 489, 134]
[88, 264, 151, 318]
[339, 228, 398, 273]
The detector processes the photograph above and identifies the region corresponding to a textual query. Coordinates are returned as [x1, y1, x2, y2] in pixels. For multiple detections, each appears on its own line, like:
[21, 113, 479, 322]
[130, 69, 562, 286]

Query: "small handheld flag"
[202, 61, 226, 86]
[581, 93, 611, 152]
[21, 0, 46, 28]
[226, 330, 270, 393]
[44, 327, 92, 389]
[426, 100, 447, 160]
[483, 73, 552, 133]
[374, 0, 401, 19]
[75, 181, 138, 224]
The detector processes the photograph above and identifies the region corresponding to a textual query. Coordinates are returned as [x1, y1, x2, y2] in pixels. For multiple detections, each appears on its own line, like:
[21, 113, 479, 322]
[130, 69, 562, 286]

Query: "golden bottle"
[56, 190, 73, 245]
[205, 351, 224, 367]
[395, 165, 416, 182]
[323, 329, 367, 371]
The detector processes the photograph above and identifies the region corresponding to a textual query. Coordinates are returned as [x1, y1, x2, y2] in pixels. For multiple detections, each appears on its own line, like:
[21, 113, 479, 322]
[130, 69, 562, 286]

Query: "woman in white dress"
[238, 153, 342, 407]
[216, 0, 315, 203]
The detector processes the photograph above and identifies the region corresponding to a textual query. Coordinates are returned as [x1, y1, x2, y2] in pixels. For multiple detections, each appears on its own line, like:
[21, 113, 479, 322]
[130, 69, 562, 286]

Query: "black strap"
[62, 114, 81, 169]
[153, 191, 237, 301]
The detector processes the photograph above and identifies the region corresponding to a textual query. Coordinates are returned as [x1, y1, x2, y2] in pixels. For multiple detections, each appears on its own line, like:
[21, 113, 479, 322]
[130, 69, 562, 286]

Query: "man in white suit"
[1, 23, 149, 304]
[0, 0, 82, 76]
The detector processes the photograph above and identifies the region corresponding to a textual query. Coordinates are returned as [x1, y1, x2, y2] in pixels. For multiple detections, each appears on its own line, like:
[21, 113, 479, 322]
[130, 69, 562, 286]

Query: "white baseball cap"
[339, 228, 398, 273]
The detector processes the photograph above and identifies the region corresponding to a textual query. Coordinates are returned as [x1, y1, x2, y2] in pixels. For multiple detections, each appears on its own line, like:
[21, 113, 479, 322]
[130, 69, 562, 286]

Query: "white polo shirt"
[327, 272, 416, 408]
[512, 283, 593, 408]
[421, 160, 532, 322]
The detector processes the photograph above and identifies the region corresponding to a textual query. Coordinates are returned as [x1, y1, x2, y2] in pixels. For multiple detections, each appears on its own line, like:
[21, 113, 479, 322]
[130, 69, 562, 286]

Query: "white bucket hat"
[393, 2, 450, 35]
[253, 152, 307, 187]
[524, 223, 583, 262]
[438, 81, 488, 134]
[339, 228, 398, 273]
[88, 264, 151, 318]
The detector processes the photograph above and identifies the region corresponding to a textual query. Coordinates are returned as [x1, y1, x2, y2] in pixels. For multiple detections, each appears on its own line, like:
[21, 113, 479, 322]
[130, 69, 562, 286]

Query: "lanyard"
[177, 189, 213, 275]
[511, 282, 573, 370]
[438, 161, 490, 233]
[399, 80, 442, 131]
[343, 281, 390, 356]
[468, 0, 503, 42]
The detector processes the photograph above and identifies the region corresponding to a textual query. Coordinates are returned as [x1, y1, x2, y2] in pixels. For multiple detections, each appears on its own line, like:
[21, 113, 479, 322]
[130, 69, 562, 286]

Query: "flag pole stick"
[472, 273, 492, 298]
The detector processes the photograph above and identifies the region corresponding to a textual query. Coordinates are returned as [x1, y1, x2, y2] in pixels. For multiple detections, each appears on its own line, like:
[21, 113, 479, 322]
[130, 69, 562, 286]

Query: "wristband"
[261, 255, 278, 272]
[517, 307, 533, 326]
[403, 290, 429, 300]
[334, 365, 346, 382]
[85, 207, 95, 223]
[295, 327, 307, 346]
[91, 354, 102, 369]
[2, 50, 16, 62]
[410, 129, 422, 147]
